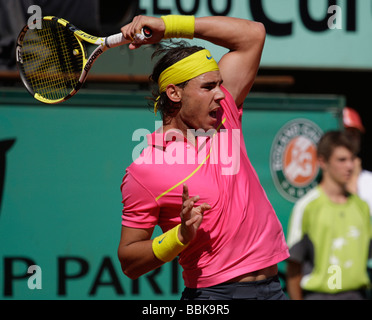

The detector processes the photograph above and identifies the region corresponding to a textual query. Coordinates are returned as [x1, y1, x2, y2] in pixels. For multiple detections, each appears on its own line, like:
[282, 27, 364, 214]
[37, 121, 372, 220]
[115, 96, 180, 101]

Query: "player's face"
[322, 146, 355, 185]
[177, 71, 225, 133]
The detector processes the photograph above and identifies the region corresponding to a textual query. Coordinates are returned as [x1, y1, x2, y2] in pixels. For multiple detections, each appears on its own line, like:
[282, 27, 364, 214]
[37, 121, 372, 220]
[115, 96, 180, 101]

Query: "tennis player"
[118, 15, 289, 300]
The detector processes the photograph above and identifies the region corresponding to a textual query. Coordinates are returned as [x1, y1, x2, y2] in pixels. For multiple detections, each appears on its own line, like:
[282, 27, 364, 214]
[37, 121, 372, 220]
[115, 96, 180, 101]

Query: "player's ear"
[166, 84, 182, 103]
[318, 155, 327, 171]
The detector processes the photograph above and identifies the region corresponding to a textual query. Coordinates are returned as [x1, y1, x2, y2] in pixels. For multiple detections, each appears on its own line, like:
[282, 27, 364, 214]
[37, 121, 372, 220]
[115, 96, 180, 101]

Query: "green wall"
[0, 88, 343, 299]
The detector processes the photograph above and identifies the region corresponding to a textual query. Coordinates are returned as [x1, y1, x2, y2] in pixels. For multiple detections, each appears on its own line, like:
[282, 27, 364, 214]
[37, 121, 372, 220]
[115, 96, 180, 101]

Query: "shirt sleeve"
[368, 209, 372, 260]
[220, 86, 243, 122]
[121, 172, 160, 229]
[287, 201, 312, 263]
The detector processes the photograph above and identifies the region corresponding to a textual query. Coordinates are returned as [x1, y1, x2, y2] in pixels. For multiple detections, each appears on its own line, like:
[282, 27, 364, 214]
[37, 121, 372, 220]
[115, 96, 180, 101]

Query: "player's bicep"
[218, 49, 263, 107]
[218, 23, 266, 107]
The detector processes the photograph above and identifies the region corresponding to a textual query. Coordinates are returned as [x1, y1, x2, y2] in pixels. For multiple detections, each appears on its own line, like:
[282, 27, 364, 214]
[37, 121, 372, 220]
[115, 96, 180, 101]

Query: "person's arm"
[194, 17, 266, 107]
[118, 184, 210, 280]
[121, 15, 266, 107]
[118, 227, 161, 279]
[286, 260, 304, 300]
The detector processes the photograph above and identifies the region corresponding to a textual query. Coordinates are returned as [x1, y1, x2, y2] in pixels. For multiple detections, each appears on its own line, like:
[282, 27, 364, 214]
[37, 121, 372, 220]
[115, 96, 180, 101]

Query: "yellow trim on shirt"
[156, 118, 226, 201]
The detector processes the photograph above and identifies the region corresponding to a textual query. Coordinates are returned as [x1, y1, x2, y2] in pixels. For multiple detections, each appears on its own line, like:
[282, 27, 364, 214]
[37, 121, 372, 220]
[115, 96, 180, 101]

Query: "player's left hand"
[179, 184, 211, 245]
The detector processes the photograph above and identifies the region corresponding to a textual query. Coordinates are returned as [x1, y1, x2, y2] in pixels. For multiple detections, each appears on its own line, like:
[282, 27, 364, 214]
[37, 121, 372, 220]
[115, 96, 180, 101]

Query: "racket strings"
[20, 19, 84, 101]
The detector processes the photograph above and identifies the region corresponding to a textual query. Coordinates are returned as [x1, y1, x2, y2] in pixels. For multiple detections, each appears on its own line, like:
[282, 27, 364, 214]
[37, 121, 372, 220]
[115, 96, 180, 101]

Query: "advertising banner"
[137, 0, 372, 70]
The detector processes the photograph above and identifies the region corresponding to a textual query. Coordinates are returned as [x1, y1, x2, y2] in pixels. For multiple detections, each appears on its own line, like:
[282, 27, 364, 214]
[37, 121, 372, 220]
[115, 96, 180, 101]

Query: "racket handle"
[105, 27, 152, 48]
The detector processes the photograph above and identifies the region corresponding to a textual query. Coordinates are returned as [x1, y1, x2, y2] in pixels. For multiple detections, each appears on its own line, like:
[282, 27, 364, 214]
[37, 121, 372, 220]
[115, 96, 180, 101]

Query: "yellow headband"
[154, 49, 219, 114]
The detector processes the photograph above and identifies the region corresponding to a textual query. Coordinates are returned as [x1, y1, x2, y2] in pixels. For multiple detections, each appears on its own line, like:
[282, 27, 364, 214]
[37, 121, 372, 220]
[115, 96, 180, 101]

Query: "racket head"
[16, 16, 87, 104]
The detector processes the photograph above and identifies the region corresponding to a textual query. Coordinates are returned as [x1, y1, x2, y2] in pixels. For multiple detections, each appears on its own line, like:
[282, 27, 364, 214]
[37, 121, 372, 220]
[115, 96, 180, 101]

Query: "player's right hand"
[121, 15, 165, 50]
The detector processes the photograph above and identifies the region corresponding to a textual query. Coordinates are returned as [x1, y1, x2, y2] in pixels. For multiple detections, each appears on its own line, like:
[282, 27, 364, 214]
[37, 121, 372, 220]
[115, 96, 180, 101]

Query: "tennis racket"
[16, 16, 152, 104]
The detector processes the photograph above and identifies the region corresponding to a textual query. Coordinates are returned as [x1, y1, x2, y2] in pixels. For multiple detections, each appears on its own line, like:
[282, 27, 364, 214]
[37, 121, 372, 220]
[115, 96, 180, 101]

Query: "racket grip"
[105, 27, 152, 48]
[105, 33, 131, 48]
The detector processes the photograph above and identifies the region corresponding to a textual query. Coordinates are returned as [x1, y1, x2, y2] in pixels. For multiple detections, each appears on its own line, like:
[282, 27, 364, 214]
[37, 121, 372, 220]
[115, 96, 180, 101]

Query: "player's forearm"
[286, 261, 304, 300]
[118, 240, 164, 280]
[194, 16, 266, 52]
[286, 276, 303, 300]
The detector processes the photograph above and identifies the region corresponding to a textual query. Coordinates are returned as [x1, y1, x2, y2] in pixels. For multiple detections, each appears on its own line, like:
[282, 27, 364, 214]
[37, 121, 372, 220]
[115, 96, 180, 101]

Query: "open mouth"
[209, 110, 218, 119]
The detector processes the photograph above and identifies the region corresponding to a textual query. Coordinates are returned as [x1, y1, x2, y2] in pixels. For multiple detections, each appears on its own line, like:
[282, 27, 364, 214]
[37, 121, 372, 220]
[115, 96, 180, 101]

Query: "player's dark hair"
[149, 41, 204, 121]
[317, 130, 359, 161]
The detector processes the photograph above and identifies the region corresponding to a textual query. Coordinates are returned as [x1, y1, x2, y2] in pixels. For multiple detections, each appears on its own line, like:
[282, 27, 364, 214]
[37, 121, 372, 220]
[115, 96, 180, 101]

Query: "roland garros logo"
[270, 119, 323, 202]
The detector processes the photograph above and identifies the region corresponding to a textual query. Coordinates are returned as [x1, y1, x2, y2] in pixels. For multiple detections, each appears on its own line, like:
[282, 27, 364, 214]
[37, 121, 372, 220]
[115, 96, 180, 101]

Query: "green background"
[0, 88, 343, 299]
